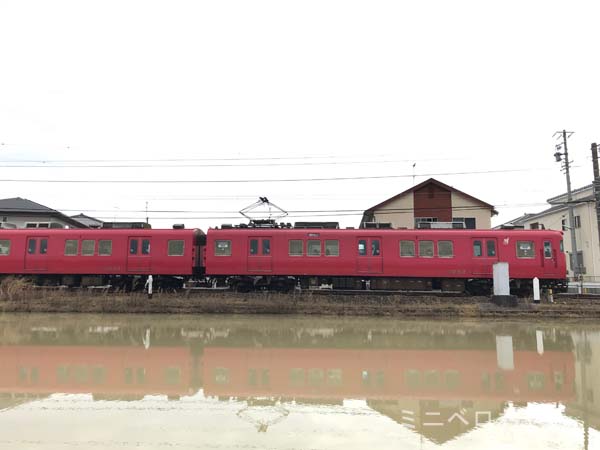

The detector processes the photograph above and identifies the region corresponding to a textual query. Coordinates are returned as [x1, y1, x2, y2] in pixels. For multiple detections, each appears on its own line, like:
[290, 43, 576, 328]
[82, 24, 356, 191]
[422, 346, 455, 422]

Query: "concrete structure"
[0, 197, 87, 229]
[499, 184, 599, 281]
[360, 178, 497, 229]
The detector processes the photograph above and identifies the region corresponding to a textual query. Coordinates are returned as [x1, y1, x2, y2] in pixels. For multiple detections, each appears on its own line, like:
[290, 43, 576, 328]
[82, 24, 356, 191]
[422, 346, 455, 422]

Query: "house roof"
[0, 197, 88, 228]
[0, 197, 57, 213]
[547, 184, 594, 204]
[364, 178, 498, 215]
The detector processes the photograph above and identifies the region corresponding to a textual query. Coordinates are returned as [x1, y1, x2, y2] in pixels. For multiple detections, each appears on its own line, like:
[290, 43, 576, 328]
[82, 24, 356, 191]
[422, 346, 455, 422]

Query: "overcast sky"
[1, 1, 599, 230]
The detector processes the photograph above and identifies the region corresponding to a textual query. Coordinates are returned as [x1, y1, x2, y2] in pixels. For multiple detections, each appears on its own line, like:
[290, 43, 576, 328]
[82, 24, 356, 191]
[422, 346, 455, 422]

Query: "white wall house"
[500, 184, 600, 282]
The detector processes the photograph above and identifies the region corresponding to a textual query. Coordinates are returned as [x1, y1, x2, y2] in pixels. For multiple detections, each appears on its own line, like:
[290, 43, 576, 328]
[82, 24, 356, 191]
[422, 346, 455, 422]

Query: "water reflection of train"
[0, 335, 575, 404]
[1, 321, 589, 445]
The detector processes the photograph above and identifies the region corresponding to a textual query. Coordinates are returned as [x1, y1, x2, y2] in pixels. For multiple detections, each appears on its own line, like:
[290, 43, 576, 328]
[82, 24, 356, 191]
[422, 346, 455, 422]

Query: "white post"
[493, 263, 510, 296]
[536, 330, 544, 355]
[145, 275, 153, 299]
[496, 336, 515, 371]
[533, 277, 540, 303]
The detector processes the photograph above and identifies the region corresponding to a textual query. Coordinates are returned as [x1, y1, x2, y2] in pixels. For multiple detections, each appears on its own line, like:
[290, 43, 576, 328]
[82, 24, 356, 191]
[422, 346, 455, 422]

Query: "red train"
[0, 226, 567, 294]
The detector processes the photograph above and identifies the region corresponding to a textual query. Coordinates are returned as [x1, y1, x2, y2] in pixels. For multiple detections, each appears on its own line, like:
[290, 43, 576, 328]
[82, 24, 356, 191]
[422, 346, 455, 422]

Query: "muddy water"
[0, 314, 598, 450]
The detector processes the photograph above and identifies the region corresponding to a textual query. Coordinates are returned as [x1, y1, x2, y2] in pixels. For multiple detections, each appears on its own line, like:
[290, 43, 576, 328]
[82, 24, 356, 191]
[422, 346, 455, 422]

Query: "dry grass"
[0, 277, 35, 302]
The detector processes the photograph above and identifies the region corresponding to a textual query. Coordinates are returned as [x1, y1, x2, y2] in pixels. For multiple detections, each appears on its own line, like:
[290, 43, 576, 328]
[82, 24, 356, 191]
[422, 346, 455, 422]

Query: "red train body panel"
[0, 229, 203, 276]
[0, 227, 566, 289]
[205, 228, 566, 281]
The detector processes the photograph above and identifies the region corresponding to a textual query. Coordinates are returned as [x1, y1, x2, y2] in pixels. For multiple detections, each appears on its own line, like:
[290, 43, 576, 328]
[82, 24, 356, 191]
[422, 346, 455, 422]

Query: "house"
[360, 178, 497, 229]
[497, 184, 599, 280]
[0, 197, 87, 229]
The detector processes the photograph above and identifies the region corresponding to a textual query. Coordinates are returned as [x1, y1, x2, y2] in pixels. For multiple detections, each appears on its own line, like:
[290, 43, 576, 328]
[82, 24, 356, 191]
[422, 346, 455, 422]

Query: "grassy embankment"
[0, 276, 599, 318]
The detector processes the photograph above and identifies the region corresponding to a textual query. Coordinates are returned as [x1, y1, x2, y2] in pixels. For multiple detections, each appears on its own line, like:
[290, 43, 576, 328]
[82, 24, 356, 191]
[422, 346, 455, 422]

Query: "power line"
[0, 167, 556, 184]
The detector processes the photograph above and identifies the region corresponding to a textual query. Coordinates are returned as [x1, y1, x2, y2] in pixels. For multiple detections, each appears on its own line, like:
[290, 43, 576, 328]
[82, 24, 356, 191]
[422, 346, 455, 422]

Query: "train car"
[0, 228, 205, 288]
[204, 227, 567, 294]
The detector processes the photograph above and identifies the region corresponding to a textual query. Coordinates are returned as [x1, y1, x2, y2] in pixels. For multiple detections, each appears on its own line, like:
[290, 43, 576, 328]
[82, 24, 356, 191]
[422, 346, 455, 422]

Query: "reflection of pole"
[583, 330, 588, 450]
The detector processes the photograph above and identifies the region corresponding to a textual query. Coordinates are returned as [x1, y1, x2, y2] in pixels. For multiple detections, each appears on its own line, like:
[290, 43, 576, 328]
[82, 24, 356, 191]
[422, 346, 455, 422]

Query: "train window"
[358, 239, 367, 256]
[308, 240, 321, 256]
[40, 239, 48, 255]
[99, 240, 112, 256]
[168, 240, 185, 256]
[262, 239, 270, 255]
[129, 239, 138, 255]
[0, 239, 11, 256]
[82, 240, 95, 256]
[28, 238, 36, 254]
[473, 240, 482, 257]
[400, 240, 415, 257]
[325, 240, 339, 256]
[141, 239, 151, 255]
[418, 240, 434, 257]
[65, 240, 78, 256]
[371, 239, 380, 256]
[438, 240, 454, 258]
[544, 241, 552, 258]
[487, 240, 496, 257]
[215, 240, 232, 256]
[560, 240, 564, 252]
[249, 239, 258, 255]
[289, 240, 303, 256]
[516, 240, 535, 258]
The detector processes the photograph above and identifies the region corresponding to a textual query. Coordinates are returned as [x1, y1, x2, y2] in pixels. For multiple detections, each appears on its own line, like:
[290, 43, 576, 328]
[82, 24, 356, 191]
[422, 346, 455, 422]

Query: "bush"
[0, 277, 34, 302]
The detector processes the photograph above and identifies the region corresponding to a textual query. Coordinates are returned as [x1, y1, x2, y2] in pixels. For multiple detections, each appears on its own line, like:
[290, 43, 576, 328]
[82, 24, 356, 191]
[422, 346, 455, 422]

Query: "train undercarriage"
[0, 273, 567, 297]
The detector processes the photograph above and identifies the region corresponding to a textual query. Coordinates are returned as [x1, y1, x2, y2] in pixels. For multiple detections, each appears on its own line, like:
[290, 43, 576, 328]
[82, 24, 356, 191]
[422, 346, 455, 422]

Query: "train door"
[247, 237, 273, 273]
[541, 239, 558, 276]
[24, 236, 49, 271]
[356, 237, 383, 274]
[127, 237, 152, 273]
[471, 238, 498, 276]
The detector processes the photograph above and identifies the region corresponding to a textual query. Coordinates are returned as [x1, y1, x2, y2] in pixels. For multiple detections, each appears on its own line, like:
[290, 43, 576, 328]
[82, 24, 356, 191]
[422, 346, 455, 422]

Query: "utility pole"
[591, 143, 600, 253]
[553, 130, 579, 277]
[145, 201, 149, 225]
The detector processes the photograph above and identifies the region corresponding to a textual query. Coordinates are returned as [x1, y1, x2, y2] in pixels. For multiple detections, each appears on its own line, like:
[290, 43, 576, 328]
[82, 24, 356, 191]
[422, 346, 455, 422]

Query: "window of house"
[40, 239, 48, 255]
[215, 240, 232, 256]
[325, 240, 339, 256]
[168, 240, 185, 256]
[516, 241, 535, 258]
[82, 240, 95, 256]
[28, 239, 36, 254]
[400, 240, 415, 257]
[249, 239, 258, 255]
[26, 223, 37, 228]
[141, 239, 150, 255]
[561, 218, 567, 231]
[438, 240, 453, 257]
[0, 240, 10, 256]
[65, 240, 78, 256]
[574, 215, 581, 228]
[289, 240, 303, 256]
[544, 241, 552, 258]
[99, 240, 112, 256]
[473, 240, 482, 257]
[418, 240, 434, 257]
[487, 240, 496, 257]
[38, 223, 50, 228]
[308, 240, 321, 256]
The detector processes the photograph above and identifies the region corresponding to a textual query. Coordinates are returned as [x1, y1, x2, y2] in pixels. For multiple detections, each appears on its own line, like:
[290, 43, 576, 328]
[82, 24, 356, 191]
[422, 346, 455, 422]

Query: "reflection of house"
[0, 197, 87, 229]
[498, 184, 600, 281]
[368, 399, 505, 444]
[360, 178, 497, 229]
[566, 331, 600, 432]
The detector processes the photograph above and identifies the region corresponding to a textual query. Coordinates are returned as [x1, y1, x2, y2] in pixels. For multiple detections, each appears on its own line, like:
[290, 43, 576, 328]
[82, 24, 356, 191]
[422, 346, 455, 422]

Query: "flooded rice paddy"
[0, 313, 598, 449]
